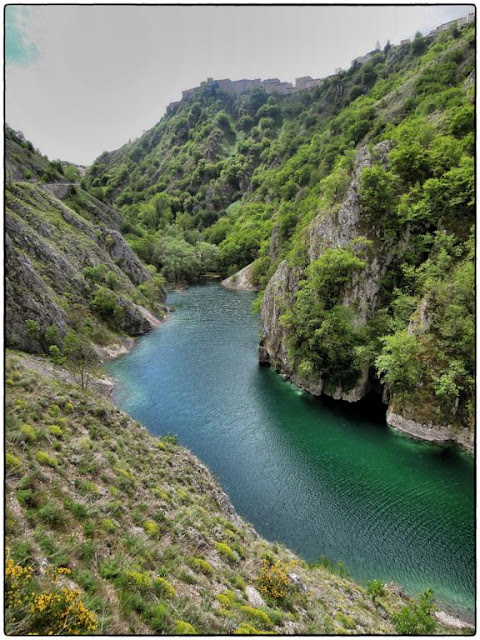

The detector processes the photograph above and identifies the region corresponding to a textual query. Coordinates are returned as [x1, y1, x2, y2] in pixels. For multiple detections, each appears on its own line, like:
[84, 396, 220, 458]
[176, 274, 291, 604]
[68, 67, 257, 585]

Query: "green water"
[106, 282, 475, 620]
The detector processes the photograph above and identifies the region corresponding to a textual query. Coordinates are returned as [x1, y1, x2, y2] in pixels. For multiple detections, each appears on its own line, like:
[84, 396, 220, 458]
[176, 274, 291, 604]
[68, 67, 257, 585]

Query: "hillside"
[85, 21, 475, 449]
[5, 127, 167, 360]
[6, 351, 465, 635]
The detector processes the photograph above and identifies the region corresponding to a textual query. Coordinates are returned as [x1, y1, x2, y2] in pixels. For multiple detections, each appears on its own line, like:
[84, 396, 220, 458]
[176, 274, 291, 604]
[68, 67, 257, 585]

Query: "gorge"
[5, 10, 475, 635]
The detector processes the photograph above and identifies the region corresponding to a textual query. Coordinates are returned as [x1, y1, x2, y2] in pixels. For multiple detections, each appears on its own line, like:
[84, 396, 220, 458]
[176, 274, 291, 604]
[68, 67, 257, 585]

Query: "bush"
[366, 579, 386, 602]
[393, 589, 436, 634]
[359, 165, 398, 228]
[5, 550, 97, 635]
[154, 577, 176, 598]
[174, 620, 197, 634]
[36, 451, 57, 468]
[48, 424, 63, 438]
[215, 542, 238, 564]
[239, 605, 272, 628]
[375, 330, 422, 392]
[20, 424, 37, 442]
[143, 519, 160, 537]
[187, 557, 214, 576]
[38, 503, 64, 529]
[257, 559, 294, 601]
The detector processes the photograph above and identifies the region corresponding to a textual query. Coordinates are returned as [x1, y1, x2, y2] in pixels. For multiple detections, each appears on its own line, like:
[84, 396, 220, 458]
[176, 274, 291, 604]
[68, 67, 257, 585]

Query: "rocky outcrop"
[259, 260, 302, 371]
[5, 236, 69, 352]
[260, 142, 395, 402]
[386, 411, 455, 445]
[5, 182, 165, 352]
[98, 229, 151, 286]
[221, 262, 260, 291]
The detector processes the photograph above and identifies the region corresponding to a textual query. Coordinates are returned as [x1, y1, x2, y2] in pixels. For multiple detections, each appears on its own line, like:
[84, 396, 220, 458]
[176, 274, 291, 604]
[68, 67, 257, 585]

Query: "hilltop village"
[166, 11, 475, 115]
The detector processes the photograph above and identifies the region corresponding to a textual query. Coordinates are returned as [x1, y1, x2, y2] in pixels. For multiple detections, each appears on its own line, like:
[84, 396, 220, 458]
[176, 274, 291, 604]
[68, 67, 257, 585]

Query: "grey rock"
[246, 585, 266, 607]
[288, 572, 307, 593]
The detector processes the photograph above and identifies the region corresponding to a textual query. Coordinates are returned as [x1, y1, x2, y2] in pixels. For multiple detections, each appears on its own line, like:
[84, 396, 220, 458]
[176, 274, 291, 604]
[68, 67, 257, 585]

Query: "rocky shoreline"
[221, 263, 260, 291]
[386, 411, 474, 455]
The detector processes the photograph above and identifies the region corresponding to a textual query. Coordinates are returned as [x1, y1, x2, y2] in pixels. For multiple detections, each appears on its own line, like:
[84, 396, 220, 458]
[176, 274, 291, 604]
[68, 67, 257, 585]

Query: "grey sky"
[5, 4, 474, 165]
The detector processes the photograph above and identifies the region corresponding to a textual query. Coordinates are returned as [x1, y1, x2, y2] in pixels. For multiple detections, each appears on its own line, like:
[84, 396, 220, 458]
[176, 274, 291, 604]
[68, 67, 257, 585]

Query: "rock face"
[221, 262, 260, 291]
[260, 142, 394, 402]
[5, 182, 166, 352]
[259, 141, 473, 452]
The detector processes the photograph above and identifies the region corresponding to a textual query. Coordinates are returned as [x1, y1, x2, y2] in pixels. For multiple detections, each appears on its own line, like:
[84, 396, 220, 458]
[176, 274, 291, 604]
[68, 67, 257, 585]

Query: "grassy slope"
[6, 350, 462, 635]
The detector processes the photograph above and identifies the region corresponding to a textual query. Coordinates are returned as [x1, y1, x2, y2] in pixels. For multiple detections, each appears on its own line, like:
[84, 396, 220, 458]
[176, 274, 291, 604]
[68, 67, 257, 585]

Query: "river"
[106, 281, 474, 621]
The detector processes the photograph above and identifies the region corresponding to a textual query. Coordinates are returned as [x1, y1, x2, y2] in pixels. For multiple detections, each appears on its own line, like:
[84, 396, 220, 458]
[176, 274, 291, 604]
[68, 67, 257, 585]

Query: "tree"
[62, 332, 100, 391]
[375, 330, 422, 392]
[389, 143, 431, 185]
[411, 31, 427, 56]
[359, 165, 398, 227]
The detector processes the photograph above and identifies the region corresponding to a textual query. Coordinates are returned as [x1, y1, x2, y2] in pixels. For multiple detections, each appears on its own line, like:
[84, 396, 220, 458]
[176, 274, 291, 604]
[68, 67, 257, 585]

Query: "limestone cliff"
[259, 139, 473, 452]
[5, 181, 166, 353]
[260, 142, 395, 401]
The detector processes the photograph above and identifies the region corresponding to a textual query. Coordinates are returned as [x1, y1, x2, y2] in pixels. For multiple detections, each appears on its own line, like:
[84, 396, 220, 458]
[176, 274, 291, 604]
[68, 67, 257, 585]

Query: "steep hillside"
[86, 21, 475, 448]
[6, 351, 463, 635]
[5, 132, 167, 359]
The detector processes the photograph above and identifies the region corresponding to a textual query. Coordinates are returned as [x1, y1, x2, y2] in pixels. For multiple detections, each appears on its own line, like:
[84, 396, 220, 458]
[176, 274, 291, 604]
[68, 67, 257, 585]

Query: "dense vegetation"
[86, 21, 474, 438]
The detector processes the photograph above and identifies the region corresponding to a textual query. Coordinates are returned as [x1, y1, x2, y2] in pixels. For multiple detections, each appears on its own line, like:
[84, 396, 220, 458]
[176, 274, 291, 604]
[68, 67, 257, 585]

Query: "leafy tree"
[411, 31, 427, 56]
[90, 287, 123, 325]
[375, 330, 421, 392]
[25, 320, 41, 343]
[359, 165, 397, 226]
[389, 143, 431, 184]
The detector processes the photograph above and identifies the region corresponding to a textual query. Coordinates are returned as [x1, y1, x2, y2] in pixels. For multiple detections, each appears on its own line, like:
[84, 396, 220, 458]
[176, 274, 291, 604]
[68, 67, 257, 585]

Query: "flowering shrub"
[257, 559, 296, 600]
[5, 548, 97, 635]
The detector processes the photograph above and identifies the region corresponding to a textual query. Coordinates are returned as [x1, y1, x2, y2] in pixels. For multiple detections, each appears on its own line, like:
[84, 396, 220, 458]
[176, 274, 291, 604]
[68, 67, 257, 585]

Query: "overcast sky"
[5, 4, 474, 165]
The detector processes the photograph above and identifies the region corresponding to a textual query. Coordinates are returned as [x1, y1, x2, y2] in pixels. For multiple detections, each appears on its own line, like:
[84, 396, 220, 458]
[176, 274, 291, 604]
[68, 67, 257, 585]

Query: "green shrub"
[239, 605, 272, 628]
[38, 502, 64, 528]
[217, 590, 236, 607]
[48, 424, 63, 438]
[148, 603, 169, 632]
[6, 453, 22, 471]
[100, 558, 121, 580]
[64, 499, 88, 519]
[153, 577, 176, 598]
[35, 451, 57, 468]
[125, 570, 153, 590]
[393, 589, 436, 634]
[366, 579, 386, 602]
[174, 620, 197, 634]
[64, 402, 74, 414]
[143, 519, 160, 537]
[101, 518, 116, 533]
[187, 557, 214, 576]
[234, 576, 246, 591]
[215, 542, 238, 563]
[49, 404, 61, 417]
[20, 424, 37, 442]
[17, 488, 37, 507]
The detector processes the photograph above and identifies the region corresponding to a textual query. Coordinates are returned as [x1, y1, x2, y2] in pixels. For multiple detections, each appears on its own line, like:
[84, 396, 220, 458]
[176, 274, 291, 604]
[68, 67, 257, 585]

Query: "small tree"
[62, 332, 100, 391]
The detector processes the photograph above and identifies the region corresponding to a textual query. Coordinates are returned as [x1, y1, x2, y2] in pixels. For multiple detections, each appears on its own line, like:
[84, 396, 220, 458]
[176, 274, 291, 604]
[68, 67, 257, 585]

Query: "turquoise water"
[106, 282, 475, 620]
